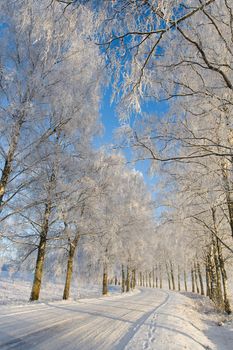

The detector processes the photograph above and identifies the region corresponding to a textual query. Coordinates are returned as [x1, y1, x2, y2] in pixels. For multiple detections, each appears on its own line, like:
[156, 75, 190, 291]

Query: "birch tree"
[0, 0, 103, 300]
[0, 0, 102, 223]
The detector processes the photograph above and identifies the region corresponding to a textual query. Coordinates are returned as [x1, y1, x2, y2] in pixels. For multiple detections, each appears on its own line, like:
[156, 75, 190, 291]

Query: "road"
[0, 289, 214, 350]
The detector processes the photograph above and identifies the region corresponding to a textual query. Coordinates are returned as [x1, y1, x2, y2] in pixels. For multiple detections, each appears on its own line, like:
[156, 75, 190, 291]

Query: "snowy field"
[0, 278, 233, 349]
[0, 275, 115, 305]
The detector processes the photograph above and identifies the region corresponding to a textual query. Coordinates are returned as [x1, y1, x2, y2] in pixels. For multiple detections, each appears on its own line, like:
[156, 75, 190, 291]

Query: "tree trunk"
[139, 271, 142, 287]
[191, 267, 195, 293]
[121, 265, 125, 293]
[211, 209, 224, 308]
[63, 236, 79, 300]
[130, 270, 133, 289]
[0, 118, 23, 209]
[197, 261, 204, 296]
[166, 263, 171, 290]
[184, 270, 188, 292]
[212, 238, 224, 308]
[155, 266, 158, 288]
[177, 265, 181, 291]
[221, 161, 233, 239]
[159, 265, 162, 288]
[209, 239, 224, 309]
[170, 261, 175, 290]
[149, 271, 152, 288]
[30, 201, 51, 301]
[126, 265, 130, 292]
[132, 269, 136, 289]
[194, 262, 200, 294]
[205, 257, 211, 298]
[209, 245, 217, 300]
[30, 234, 47, 301]
[216, 238, 231, 314]
[102, 262, 108, 295]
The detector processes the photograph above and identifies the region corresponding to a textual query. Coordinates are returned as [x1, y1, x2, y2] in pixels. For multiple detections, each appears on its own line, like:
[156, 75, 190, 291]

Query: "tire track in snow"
[0, 311, 102, 350]
[142, 292, 170, 350]
[0, 305, 52, 318]
[0, 300, 82, 318]
[117, 290, 170, 350]
[0, 299, 135, 350]
[0, 289, 171, 350]
[0, 318, 72, 349]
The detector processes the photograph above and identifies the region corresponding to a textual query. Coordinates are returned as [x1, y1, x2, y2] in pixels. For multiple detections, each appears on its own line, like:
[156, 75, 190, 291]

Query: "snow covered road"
[0, 288, 226, 349]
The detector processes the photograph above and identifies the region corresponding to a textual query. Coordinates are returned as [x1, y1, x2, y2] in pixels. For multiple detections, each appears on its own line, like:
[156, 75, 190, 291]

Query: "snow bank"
[126, 290, 233, 350]
[0, 275, 123, 305]
[188, 292, 233, 350]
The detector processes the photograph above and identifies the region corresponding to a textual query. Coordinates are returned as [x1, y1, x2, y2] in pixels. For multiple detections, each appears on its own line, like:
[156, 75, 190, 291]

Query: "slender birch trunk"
[139, 271, 142, 287]
[177, 265, 181, 291]
[216, 238, 231, 314]
[194, 262, 200, 294]
[159, 265, 162, 289]
[63, 235, 79, 300]
[149, 271, 152, 288]
[170, 261, 175, 290]
[155, 265, 158, 288]
[209, 245, 217, 301]
[221, 161, 233, 239]
[205, 256, 211, 298]
[184, 270, 188, 292]
[197, 261, 204, 296]
[132, 269, 136, 289]
[30, 201, 51, 301]
[102, 262, 108, 295]
[209, 240, 224, 309]
[211, 209, 224, 308]
[166, 262, 171, 290]
[126, 265, 130, 292]
[191, 266, 195, 293]
[0, 117, 23, 209]
[121, 265, 125, 293]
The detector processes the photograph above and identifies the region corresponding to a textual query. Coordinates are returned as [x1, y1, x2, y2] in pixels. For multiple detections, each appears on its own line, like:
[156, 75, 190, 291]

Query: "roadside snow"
[126, 291, 233, 350]
[191, 292, 233, 350]
[0, 275, 121, 305]
[125, 291, 211, 350]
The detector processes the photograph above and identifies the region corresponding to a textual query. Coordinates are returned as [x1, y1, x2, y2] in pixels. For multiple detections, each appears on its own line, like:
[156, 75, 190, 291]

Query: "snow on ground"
[125, 290, 233, 350]
[190, 292, 233, 350]
[0, 282, 233, 350]
[0, 275, 121, 304]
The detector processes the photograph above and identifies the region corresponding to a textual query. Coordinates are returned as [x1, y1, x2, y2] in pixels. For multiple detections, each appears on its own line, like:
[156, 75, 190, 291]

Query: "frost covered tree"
[58, 152, 118, 300]
[0, 0, 103, 300]
[56, 1, 231, 114]
[0, 0, 102, 221]
[55, 0, 233, 240]
[149, 148, 233, 312]
[70, 151, 156, 295]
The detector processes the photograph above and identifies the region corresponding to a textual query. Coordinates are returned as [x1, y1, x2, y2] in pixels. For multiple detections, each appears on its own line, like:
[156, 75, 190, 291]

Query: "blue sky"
[95, 87, 169, 190]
